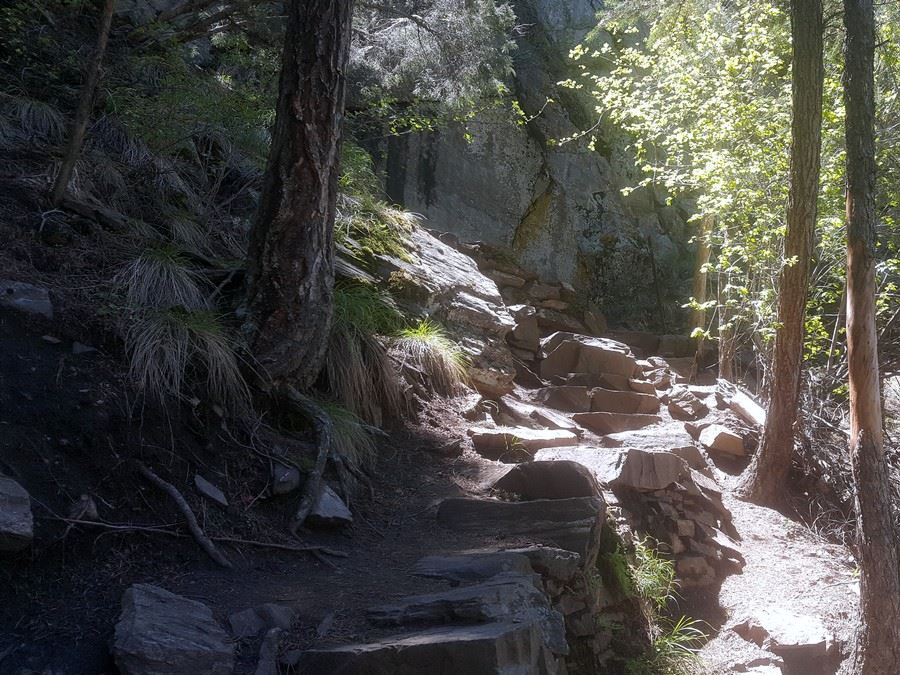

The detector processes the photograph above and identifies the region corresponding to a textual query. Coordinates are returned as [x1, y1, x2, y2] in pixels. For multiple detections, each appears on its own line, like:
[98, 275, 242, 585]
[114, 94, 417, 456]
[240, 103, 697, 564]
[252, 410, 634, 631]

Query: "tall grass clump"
[323, 282, 405, 425]
[390, 319, 468, 396]
[126, 307, 250, 413]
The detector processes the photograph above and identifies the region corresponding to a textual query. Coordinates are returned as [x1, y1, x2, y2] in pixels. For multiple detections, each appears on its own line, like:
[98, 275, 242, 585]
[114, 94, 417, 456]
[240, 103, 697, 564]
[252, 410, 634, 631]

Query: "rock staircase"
[276, 327, 752, 674]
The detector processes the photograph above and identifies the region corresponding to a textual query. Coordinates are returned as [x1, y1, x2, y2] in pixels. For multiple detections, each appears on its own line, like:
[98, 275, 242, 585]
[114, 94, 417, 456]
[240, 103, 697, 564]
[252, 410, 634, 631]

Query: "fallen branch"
[134, 461, 233, 568]
[39, 515, 347, 559]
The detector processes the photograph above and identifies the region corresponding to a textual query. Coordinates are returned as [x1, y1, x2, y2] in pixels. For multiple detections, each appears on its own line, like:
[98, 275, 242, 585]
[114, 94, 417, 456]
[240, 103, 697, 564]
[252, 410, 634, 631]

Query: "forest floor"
[0, 306, 861, 675]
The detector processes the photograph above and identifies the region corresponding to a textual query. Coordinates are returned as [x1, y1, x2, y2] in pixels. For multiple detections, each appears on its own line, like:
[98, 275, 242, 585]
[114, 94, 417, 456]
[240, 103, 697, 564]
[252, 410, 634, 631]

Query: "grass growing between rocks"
[391, 319, 468, 396]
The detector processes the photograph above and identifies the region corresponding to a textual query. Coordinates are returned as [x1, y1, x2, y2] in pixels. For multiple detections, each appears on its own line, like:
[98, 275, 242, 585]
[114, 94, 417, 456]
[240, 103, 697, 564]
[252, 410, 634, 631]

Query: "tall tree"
[243, 0, 355, 390]
[737, 0, 824, 504]
[50, 0, 117, 207]
[842, 0, 900, 669]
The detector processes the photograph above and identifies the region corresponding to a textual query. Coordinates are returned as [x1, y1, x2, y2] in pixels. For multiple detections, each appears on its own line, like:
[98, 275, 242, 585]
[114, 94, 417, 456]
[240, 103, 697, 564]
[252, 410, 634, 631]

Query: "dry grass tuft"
[114, 244, 209, 310]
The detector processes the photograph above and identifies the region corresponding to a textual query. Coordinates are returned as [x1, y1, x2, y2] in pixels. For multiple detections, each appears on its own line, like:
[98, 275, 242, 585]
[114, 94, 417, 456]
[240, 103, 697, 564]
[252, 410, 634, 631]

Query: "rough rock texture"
[699, 424, 745, 457]
[493, 460, 599, 500]
[437, 497, 605, 563]
[113, 584, 234, 675]
[367, 573, 568, 656]
[0, 280, 53, 320]
[590, 387, 659, 414]
[539, 333, 637, 380]
[290, 621, 559, 674]
[370, 227, 517, 397]
[382, 0, 693, 323]
[572, 411, 661, 434]
[0, 476, 33, 552]
[308, 484, 353, 528]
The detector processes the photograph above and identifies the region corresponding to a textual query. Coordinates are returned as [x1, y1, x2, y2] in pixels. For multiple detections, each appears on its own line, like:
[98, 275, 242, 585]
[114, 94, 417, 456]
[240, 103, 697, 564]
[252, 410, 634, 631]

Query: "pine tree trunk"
[738, 0, 823, 504]
[843, 0, 900, 669]
[244, 0, 354, 390]
[50, 0, 117, 207]
[690, 214, 713, 332]
[717, 226, 737, 382]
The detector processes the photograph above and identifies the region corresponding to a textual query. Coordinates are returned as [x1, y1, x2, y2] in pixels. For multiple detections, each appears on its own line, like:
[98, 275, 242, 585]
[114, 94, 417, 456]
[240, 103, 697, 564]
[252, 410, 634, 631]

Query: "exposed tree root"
[134, 460, 233, 568]
[284, 387, 334, 534]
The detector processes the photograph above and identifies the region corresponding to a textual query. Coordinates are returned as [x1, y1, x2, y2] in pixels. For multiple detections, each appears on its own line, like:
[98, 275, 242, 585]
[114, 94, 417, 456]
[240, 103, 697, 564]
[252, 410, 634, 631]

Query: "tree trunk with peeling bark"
[738, 0, 823, 504]
[244, 0, 354, 390]
[843, 0, 900, 670]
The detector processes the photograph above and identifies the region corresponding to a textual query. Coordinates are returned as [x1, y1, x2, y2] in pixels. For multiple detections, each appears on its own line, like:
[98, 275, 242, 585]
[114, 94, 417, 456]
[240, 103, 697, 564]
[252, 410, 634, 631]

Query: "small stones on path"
[194, 475, 228, 508]
[308, 484, 353, 528]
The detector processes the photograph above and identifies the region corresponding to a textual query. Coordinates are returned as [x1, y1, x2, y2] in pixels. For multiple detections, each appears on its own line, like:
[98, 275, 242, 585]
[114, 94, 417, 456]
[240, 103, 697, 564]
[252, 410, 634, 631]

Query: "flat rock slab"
[609, 449, 691, 493]
[572, 412, 661, 435]
[0, 279, 53, 319]
[367, 573, 567, 656]
[194, 475, 228, 508]
[534, 386, 591, 413]
[533, 447, 624, 486]
[437, 497, 604, 560]
[590, 388, 659, 414]
[415, 551, 536, 585]
[287, 621, 558, 674]
[599, 425, 696, 453]
[468, 427, 578, 461]
[493, 460, 599, 500]
[114, 583, 234, 675]
[732, 608, 828, 659]
[0, 476, 33, 552]
[700, 425, 745, 457]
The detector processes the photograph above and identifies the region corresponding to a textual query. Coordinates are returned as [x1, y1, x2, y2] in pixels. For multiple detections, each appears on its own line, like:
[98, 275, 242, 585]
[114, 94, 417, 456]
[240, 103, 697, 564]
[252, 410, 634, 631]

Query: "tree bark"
[843, 0, 900, 669]
[244, 0, 354, 389]
[717, 225, 737, 382]
[738, 0, 823, 504]
[50, 0, 117, 207]
[690, 214, 713, 333]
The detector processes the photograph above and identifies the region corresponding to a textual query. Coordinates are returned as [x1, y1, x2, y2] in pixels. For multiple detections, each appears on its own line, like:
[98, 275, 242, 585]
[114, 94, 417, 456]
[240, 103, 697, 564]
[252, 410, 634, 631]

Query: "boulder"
[599, 425, 697, 455]
[628, 378, 657, 395]
[535, 308, 587, 334]
[699, 425, 745, 457]
[271, 462, 301, 495]
[590, 388, 659, 414]
[367, 573, 568, 656]
[676, 556, 716, 587]
[254, 628, 282, 675]
[488, 270, 527, 289]
[0, 477, 33, 552]
[533, 446, 624, 486]
[732, 609, 828, 659]
[539, 333, 636, 379]
[507, 304, 541, 352]
[288, 621, 559, 674]
[527, 282, 561, 301]
[308, 485, 353, 528]
[609, 449, 691, 493]
[113, 584, 234, 675]
[437, 496, 605, 562]
[572, 412, 661, 435]
[530, 407, 582, 435]
[493, 460, 599, 500]
[0, 279, 53, 319]
[534, 386, 591, 412]
[468, 427, 578, 460]
[667, 387, 709, 421]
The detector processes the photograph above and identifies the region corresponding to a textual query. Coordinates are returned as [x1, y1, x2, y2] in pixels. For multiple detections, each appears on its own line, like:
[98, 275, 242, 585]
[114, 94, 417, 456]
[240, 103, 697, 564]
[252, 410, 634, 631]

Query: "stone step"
[538, 333, 636, 380]
[414, 547, 581, 587]
[590, 388, 659, 414]
[437, 497, 604, 561]
[468, 427, 578, 461]
[571, 412, 661, 435]
[286, 621, 560, 674]
[367, 573, 568, 656]
[492, 460, 600, 500]
[533, 386, 591, 412]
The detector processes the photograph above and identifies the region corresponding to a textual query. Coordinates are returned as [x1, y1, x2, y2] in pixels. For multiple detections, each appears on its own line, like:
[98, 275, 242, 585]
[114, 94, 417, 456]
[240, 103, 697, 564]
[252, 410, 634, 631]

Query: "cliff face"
[384, 0, 695, 327]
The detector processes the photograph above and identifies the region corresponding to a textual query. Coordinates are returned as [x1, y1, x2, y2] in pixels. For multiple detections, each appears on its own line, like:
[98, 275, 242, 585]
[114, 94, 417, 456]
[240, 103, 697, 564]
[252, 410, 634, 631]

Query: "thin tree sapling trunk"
[738, 0, 824, 504]
[842, 0, 900, 670]
[50, 0, 117, 207]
